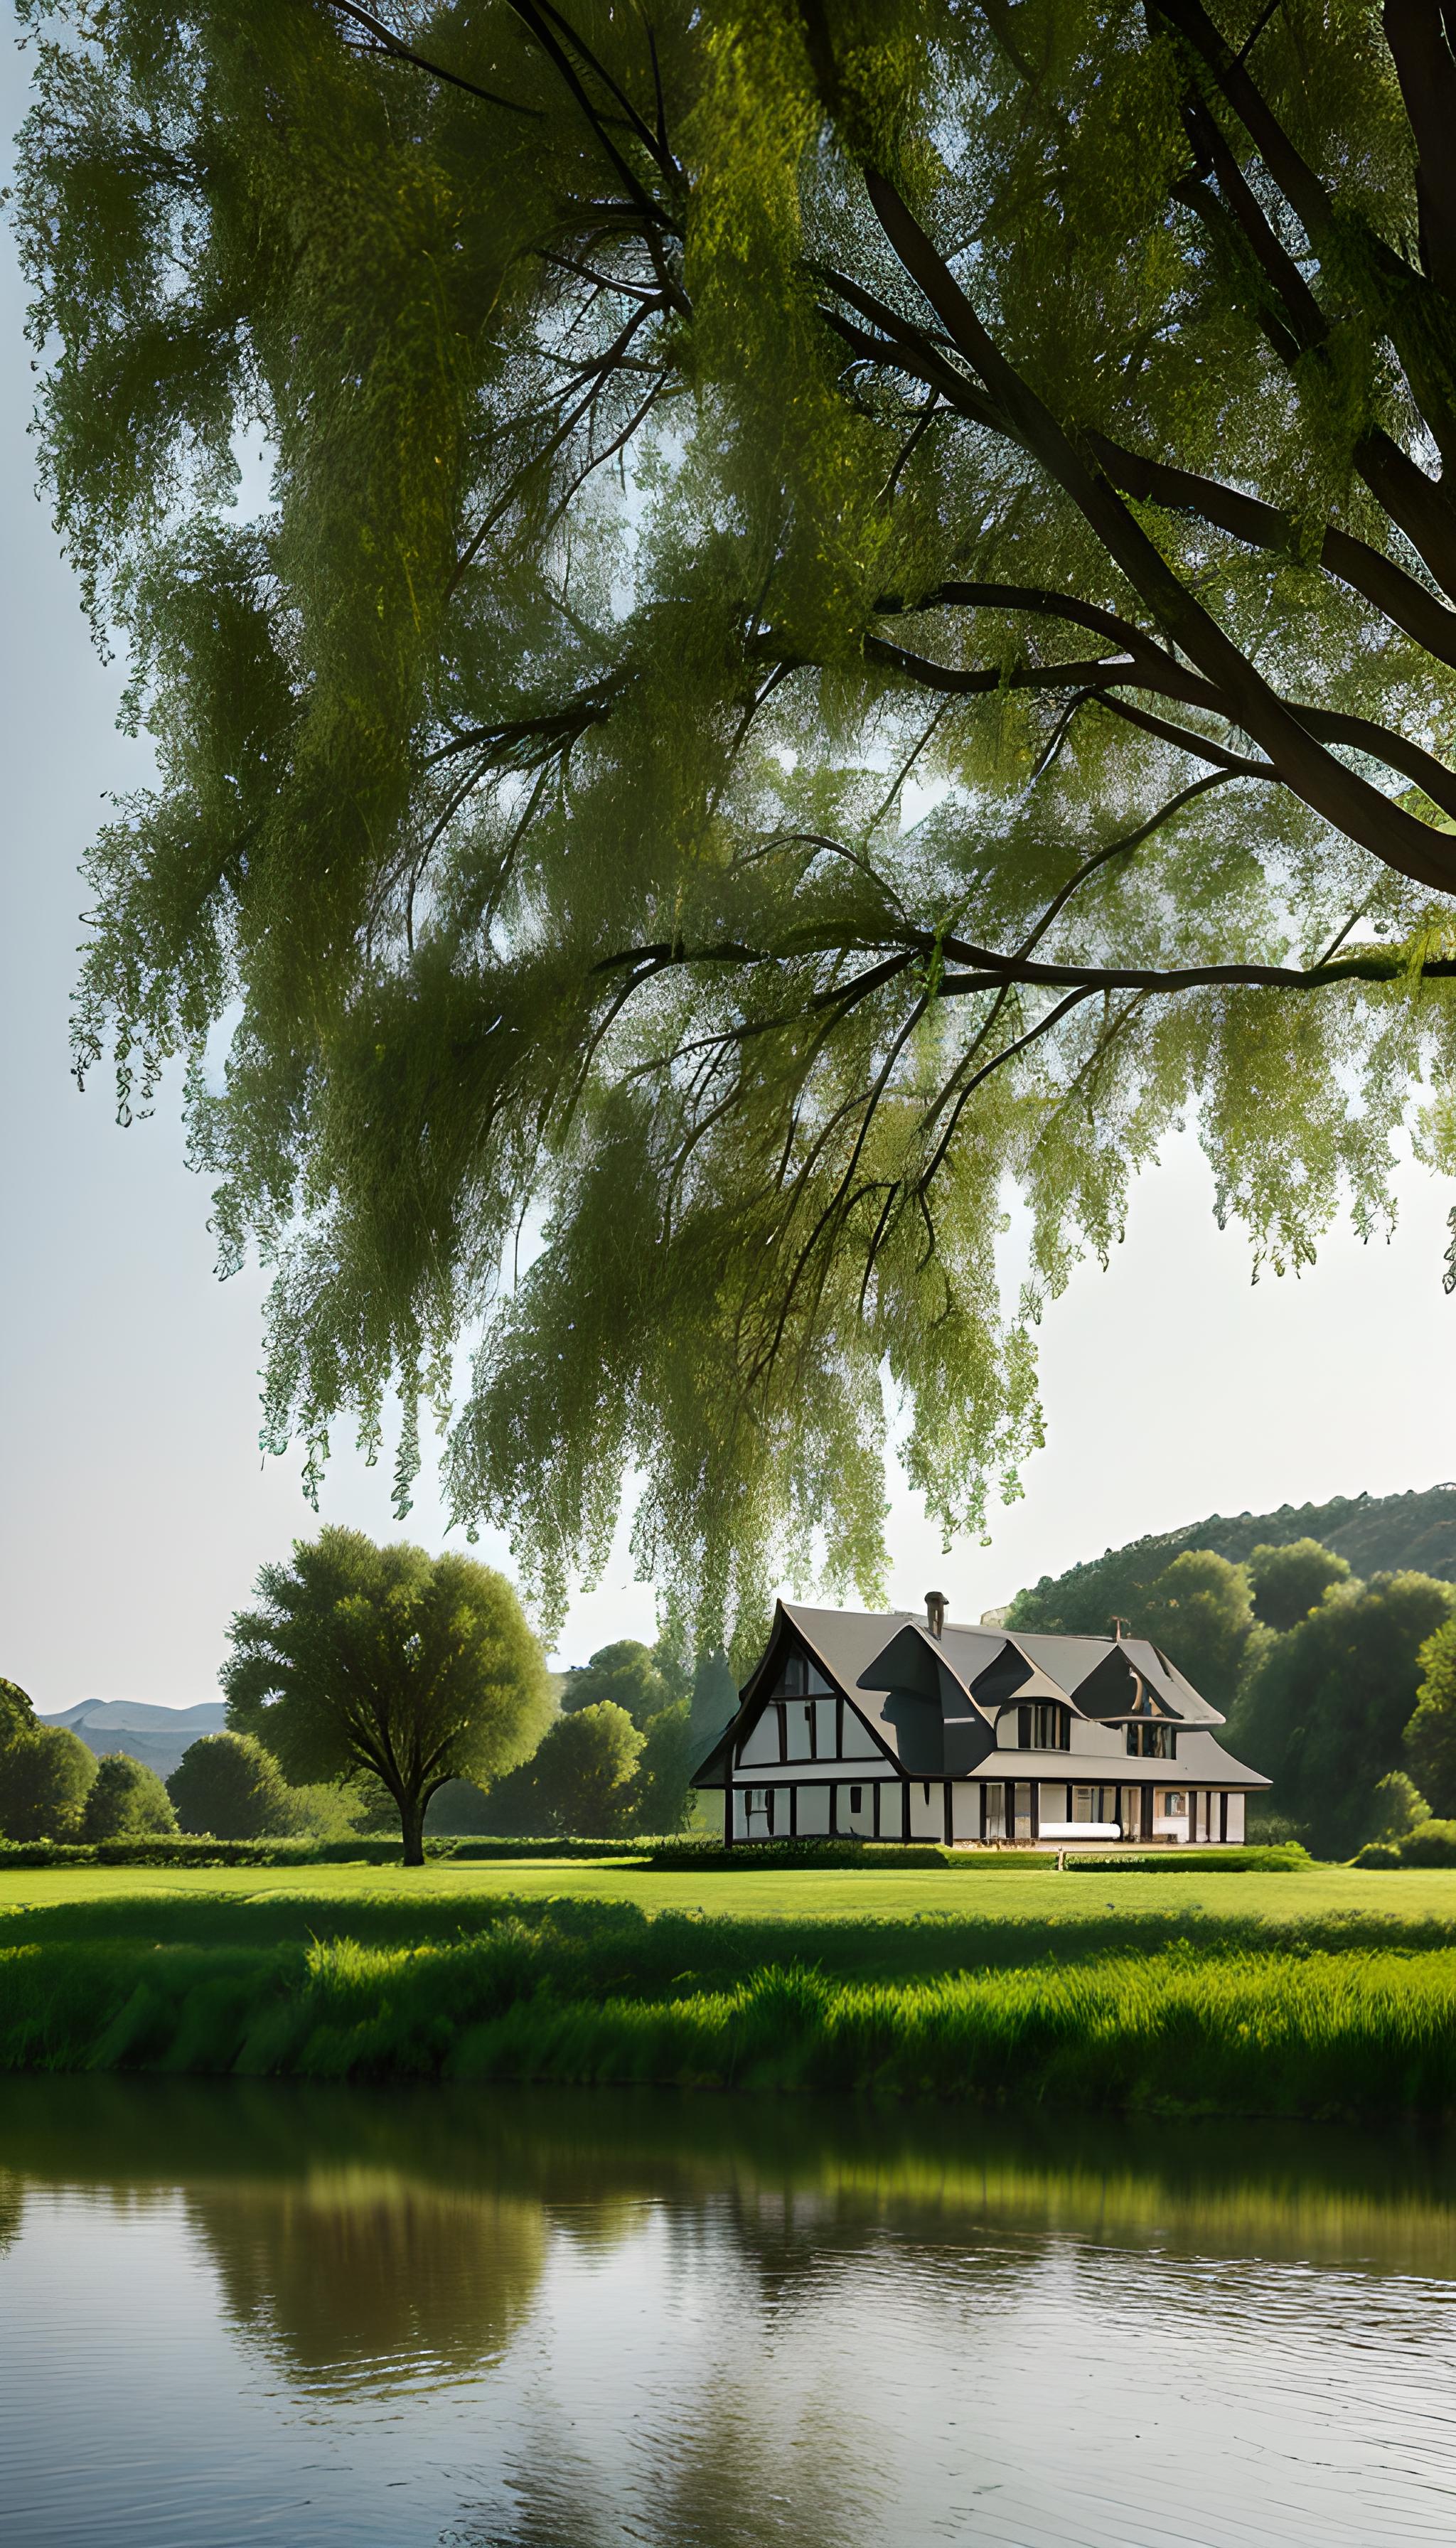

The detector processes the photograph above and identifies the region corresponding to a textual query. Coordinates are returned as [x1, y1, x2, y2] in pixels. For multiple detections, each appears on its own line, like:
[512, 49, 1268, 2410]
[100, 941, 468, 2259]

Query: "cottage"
[692, 1592, 1269, 1847]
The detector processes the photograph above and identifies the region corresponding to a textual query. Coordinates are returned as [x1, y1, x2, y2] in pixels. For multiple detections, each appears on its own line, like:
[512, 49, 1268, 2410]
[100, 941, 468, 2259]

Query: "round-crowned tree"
[223, 1529, 552, 1864]
[1406, 1619, 1456, 1819]
[633, 1701, 698, 1836]
[561, 1642, 674, 1727]
[1135, 1551, 1255, 1709]
[1247, 1541, 1353, 1634]
[82, 1752, 179, 1842]
[1369, 1770, 1430, 1843]
[0, 1726, 96, 1842]
[167, 1731, 294, 1839]
[0, 1679, 38, 1750]
[528, 1703, 644, 1838]
[1232, 1573, 1456, 1854]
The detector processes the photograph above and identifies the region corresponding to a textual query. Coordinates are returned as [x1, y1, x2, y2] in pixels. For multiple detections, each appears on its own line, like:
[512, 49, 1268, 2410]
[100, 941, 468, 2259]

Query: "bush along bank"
[1352, 1820, 1456, 1870]
[648, 1840, 1312, 1873]
[1064, 1845, 1311, 1874]
[3, 1905, 1456, 2119]
[647, 1840, 1007, 1870]
[0, 1834, 658, 1870]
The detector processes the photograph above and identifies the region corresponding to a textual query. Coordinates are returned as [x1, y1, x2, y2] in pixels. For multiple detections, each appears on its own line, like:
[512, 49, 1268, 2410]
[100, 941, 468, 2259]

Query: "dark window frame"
[1016, 1702, 1071, 1751]
[1125, 1722, 1177, 1759]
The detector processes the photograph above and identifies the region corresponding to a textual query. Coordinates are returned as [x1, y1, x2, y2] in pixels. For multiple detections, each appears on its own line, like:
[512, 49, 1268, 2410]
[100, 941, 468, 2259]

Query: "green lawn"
[6, 1858, 1456, 2114]
[4, 1855, 1456, 1930]
[3, 1858, 1456, 2115]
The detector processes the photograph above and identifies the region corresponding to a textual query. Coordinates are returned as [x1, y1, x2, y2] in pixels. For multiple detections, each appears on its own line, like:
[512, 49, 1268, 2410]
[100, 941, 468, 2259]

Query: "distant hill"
[36, 1698, 227, 1782]
[1007, 1484, 1456, 1636]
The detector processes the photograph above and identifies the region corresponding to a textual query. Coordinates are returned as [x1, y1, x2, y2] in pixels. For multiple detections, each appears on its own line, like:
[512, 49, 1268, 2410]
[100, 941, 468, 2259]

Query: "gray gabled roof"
[788, 1605, 1225, 1728]
[692, 1599, 1241, 1788]
[1007, 1632, 1224, 1723]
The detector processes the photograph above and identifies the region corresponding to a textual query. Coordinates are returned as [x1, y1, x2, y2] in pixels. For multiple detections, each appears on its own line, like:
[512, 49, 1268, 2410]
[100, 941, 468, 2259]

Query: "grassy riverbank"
[4, 1868, 1456, 2117]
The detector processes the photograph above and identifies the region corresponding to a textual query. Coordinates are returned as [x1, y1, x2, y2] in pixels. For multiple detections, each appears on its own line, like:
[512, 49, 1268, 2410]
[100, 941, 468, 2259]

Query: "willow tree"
[16, 1, 1456, 1643]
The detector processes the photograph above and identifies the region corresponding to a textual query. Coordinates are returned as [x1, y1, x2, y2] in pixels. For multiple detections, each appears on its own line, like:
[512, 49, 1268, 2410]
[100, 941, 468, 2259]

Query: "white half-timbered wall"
[727, 1773, 1249, 1844]
[721, 1632, 1253, 1845]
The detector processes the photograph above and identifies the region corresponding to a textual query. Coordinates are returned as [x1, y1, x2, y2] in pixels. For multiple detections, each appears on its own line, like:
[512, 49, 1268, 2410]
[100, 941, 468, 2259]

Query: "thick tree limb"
[860, 165, 1456, 893]
[322, 0, 540, 113]
[1383, 0, 1456, 291]
[935, 943, 1456, 995]
[1088, 435, 1456, 671]
[1157, 0, 1456, 483]
[866, 631, 1456, 820]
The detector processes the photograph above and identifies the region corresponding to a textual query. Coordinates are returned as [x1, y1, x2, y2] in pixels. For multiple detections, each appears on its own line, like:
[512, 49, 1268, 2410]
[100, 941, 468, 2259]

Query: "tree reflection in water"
[188, 2170, 548, 2394]
[1, 2076, 1455, 2548]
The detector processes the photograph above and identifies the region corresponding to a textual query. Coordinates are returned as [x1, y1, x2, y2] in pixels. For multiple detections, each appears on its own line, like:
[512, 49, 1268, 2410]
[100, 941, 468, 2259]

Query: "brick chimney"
[925, 1590, 948, 1640]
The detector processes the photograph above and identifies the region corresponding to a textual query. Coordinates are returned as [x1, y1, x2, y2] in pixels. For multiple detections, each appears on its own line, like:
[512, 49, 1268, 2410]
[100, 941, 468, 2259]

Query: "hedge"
[649, 1838, 1311, 1873]
[1064, 1845, 1312, 1874]
[0, 1834, 656, 1870]
[1351, 1820, 1456, 1870]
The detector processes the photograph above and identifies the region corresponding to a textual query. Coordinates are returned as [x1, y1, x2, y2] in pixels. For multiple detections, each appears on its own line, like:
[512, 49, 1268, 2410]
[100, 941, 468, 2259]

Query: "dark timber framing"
[701, 1600, 1268, 1848]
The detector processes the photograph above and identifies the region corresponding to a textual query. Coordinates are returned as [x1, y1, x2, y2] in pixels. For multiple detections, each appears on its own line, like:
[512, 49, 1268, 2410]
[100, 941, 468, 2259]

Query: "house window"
[850, 1786, 863, 1814]
[1161, 1790, 1187, 1818]
[783, 1701, 814, 1762]
[782, 1654, 806, 1697]
[1017, 1703, 1070, 1750]
[736, 1707, 781, 1768]
[1126, 1722, 1175, 1758]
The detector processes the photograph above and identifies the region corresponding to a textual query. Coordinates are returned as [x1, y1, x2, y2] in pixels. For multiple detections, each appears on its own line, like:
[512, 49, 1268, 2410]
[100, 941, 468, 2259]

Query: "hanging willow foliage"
[14, 0, 1456, 1643]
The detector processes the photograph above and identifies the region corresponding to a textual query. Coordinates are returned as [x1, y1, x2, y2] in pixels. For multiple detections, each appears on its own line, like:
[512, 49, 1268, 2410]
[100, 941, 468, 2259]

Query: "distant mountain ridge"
[1007, 1484, 1456, 1636]
[36, 1698, 227, 1782]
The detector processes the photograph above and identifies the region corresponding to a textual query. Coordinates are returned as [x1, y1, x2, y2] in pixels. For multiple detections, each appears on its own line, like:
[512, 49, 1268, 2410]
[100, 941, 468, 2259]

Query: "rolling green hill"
[1007, 1485, 1456, 1637]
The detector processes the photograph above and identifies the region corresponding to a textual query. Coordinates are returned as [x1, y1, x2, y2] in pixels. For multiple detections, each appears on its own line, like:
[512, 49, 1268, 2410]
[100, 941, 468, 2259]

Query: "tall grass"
[11, 1888, 1456, 1974]
[3, 1911, 1455, 2116]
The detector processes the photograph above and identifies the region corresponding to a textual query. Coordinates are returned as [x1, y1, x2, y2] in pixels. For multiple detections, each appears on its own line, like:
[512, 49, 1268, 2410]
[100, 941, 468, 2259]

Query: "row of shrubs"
[0, 1833, 660, 1869]
[1351, 1820, 1456, 1868]
[649, 1841, 975, 1870]
[0, 1834, 1317, 1873]
[646, 1838, 1312, 1873]
[0, 1693, 373, 1850]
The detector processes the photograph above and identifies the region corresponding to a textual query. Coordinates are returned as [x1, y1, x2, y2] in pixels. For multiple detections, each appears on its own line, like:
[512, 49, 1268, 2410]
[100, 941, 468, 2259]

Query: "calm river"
[0, 2076, 1453, 2545]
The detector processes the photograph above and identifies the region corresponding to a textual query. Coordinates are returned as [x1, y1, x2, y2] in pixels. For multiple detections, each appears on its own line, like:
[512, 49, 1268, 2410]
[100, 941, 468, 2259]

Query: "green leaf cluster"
[1404, 1616, 1456, 1816]
[81, 1751, 178, 1841]
[16, 4, 1456, 1642]
[0, 1678, 99, 1841]
[1229, 1568, 1456, 1854]
[166, 1730, 296, 1839]
[222, 1524, 552, 1858]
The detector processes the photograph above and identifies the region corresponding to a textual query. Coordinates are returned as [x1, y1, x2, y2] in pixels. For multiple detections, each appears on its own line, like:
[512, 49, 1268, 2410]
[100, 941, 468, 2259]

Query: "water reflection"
[196, 2171, 547, 2394]
[1, 2077, 1455, 2546]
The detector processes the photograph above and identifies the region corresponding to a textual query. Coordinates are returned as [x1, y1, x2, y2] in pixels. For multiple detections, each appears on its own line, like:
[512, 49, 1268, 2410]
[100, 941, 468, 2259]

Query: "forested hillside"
[1008, 1487, 1456, 1637]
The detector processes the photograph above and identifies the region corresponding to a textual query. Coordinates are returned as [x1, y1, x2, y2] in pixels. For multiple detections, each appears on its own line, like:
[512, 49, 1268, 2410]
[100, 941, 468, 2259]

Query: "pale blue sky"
[4, 39, 1455, 1711]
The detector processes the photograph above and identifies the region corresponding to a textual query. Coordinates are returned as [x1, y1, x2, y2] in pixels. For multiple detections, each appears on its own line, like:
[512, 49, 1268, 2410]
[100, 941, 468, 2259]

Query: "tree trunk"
[400, 1792, 427, 1867]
